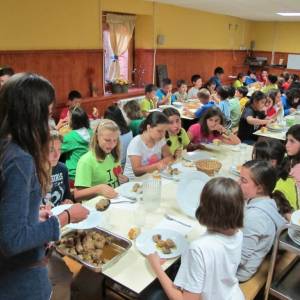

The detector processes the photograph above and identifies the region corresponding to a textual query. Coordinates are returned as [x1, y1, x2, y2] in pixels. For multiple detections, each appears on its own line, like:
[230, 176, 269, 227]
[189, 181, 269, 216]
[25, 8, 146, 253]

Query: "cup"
[142, 177, 161, 212]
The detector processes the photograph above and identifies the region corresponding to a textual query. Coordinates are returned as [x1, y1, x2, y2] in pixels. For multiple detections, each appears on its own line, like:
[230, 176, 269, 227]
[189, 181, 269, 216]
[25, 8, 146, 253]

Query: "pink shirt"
[187, 123, 222, 144]
[290, 163, 300, 187]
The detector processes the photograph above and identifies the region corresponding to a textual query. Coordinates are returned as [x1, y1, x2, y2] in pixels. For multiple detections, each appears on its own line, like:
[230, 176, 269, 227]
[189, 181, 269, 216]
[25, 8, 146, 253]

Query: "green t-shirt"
[75, 151, 120, 189]
[233, 80, 243, 89]
[166, 128, 190, 155]
[140, 97, 155, 112]
[129, 118, 144, 136]
[61, 128, 93, 180]
[275, 177, 298, 210]
[229, 97, 242, 128]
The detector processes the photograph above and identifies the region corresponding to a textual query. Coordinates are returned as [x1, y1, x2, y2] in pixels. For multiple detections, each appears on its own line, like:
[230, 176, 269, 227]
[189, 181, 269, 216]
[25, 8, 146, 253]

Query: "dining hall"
[1, 0, 300, 299]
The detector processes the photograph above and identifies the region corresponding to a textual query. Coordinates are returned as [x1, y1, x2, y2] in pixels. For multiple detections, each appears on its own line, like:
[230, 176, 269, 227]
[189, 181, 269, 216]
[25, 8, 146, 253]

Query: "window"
[102, 13, 135, 93]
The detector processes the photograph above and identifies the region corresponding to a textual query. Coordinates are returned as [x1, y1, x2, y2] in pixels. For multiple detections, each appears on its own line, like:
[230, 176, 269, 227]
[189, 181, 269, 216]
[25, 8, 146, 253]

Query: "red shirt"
[267, 106, 276, 117]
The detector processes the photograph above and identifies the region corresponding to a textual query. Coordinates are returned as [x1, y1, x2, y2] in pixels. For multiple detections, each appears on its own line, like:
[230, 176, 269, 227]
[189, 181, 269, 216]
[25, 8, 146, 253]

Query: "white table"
[83, 144, 253, 295]
[253, 129, 286, 141]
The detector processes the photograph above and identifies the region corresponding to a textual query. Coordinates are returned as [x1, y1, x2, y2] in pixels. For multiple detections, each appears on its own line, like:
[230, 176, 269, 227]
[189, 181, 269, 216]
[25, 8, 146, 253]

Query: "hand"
[39, 206, 52, 222]
[62, 199, 73, 204]
[97, 184, 118, 199]
[92, 107, 99, 119]
[174, 148, 183, 160]
[56, 118, 68, 130]
[118, 174, 129, 184]
[68, 203, 89, 223]
[156, 160, 169, 171]
[290, 108, 296, 113]
[147, 252, 165, 273]
[214, 124, 226, 134]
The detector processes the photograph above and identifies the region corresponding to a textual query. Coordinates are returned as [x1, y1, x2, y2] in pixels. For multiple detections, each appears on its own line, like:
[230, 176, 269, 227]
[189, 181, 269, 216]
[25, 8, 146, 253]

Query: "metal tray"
[54, 227, 132, 272]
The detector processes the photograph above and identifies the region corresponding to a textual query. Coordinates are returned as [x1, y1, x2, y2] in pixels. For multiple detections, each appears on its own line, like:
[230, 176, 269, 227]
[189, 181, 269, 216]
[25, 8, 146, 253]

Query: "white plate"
[176, 170, 210, 218]
[288, 227, 300, 246]
[116, 181, 143, 199]
[135, 229, 188, 259]
[182, 151, 211, 162]
[267, 124, 285, 132]
[51, 204, 103, 230]
[291, 210, 300, 227]
[172, 102, 183, 108]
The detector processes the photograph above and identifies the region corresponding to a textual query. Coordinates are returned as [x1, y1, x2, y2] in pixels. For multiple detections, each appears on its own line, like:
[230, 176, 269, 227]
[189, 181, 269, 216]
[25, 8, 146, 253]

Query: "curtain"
[106, 14, 136, 81]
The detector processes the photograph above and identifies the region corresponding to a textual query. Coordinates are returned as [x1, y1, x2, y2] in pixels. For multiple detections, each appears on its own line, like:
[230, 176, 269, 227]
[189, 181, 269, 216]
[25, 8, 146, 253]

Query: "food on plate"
[167, 165, 180, 176]
[128, 227, 140, 240]
[152, 234, 176, 254]
[182, 160, 194, 168]
[95, 198, 110, 211]
[260, 126, 268, 133]
[152, 170, 161, 179]
[132, 183, 142, 194]
[212, 138, 221, 146]
[236, 165, 242, 172]
[57, 230, 112, 267]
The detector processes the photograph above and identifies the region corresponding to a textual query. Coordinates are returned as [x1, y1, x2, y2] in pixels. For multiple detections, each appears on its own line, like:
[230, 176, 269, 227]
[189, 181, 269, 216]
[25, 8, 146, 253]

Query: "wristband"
[64, 209, 71, 224]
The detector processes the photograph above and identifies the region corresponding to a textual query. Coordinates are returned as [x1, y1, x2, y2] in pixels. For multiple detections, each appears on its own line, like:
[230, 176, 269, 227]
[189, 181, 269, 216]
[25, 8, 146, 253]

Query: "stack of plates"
[288, 210, 300, 246]
[267, 123, 285, 132]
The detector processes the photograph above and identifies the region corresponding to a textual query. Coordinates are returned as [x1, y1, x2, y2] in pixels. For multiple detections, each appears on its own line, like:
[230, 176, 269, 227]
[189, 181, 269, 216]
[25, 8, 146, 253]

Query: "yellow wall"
[251, 22, 300, 53]
[0, 0, 101, 50]
[0, 0, 298, 53]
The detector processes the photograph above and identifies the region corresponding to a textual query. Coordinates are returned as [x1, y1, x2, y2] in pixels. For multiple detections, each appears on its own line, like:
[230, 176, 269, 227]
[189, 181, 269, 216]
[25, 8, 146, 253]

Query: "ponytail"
[272, 190, 293, 218]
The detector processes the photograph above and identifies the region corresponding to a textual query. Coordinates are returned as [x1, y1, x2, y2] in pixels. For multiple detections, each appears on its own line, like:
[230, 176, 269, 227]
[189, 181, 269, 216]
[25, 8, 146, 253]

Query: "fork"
[164, 214, 192, 228]
[111, 198, 138, 204]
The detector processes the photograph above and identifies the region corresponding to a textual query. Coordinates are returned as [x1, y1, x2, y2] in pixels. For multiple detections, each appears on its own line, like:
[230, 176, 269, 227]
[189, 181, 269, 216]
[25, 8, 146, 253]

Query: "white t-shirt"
[174, 230, 244, 300]
[123, 135, 166, 179]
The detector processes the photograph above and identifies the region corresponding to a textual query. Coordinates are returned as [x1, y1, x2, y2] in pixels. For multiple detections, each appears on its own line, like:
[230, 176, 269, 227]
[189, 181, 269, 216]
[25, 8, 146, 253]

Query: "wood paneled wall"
[0, 49, 103, 106]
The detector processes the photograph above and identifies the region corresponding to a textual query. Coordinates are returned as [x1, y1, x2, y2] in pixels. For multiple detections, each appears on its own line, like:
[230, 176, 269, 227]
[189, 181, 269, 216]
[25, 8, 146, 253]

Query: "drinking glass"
[143, 177, 161, 212]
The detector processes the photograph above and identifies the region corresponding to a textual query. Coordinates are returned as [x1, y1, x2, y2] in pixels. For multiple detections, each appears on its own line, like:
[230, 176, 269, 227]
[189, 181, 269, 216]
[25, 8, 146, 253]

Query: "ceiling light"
[277, 12, 300, 16]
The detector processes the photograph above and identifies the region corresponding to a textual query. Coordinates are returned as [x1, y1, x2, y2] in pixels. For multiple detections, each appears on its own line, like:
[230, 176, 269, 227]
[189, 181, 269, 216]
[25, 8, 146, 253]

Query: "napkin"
[155, 215, 194, 236]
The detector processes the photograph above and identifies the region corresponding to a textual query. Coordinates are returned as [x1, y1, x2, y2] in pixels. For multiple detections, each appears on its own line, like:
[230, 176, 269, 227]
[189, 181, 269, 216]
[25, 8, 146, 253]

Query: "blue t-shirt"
[195, 101, 215, 118]
[210, 75, 222, 88]
[281, 95, 291, 116]
[218, 100, 231, 120]
[245, 76, 256, 85]
[156, 89, 166, 102]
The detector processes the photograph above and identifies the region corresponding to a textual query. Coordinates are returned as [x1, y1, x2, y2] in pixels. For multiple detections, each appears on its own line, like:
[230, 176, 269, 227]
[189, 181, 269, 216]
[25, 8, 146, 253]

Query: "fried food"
[128, 227, 140, 240]
[260, 126, 268, 133]
[182, 161, 194, 168]
[152, 234, 176, 254]
[96, 198, 110, 211]
[167, 166, 180, 176]
[132, 183, 142, 194]
[212, 138, 221, 146]
[57, 230, 112, 267]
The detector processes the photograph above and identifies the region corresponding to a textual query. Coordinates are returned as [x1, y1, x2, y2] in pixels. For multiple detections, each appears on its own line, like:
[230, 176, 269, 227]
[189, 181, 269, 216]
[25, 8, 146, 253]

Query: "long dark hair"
[286, 88, 300, 108]
[200, 107, 224, 137]
[139, 111, 169, 133]
[70, 106, 90, 130]
[104, 104, 130, 135]
[0, 73, 55, 195]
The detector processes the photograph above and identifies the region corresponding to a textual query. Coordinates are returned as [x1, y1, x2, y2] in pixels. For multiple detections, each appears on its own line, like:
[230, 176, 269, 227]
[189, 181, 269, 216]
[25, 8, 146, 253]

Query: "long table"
[82, 144, 253, 296]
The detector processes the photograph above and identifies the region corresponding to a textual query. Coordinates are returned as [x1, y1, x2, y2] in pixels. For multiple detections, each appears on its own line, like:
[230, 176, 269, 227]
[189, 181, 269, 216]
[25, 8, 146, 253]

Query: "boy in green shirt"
[140, 84, 157, 117]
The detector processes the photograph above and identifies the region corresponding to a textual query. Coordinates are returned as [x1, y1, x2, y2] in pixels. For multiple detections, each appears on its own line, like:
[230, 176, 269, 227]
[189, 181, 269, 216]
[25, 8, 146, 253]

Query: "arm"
[148, 253, 202, 300]
[74, 184, 117, 201]
[158, 92, 172, 105]
[246, 116, 271, 126]
[0, 158, 60, 257]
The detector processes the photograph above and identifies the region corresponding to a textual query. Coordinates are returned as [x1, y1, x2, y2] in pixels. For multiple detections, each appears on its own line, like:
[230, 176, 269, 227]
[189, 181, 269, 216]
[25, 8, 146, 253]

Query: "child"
[204, 78, 218, 102]
[162, 107, 190, 158]
[261, 74, 278, 94]
[283, 124, 300, 188]
[217, 86, 231, 121]
[0, 66, 14, 88]
[228, 86, 241, 128]
[147, 177, 245, 300]
[185, 89, 215, 119]
[237, 160, 287, 282]
[140, 84, 157, 117]
[59, 90, 82, 120]
[104, 104, 133, 167]
[43, 131, 72, 207]
[245, 70, 257, 86]
[61, 106, 93, 183]
[252, 139, 298, 210]
[187, 74, 202, 99]
[188, 107, 240, 146]
[281, 72, 291, 91]
[257, 69, 268, 85]
[265, 89, 283, 118]
[124, 111, 173, 179]
[74, 119, 128, 200]
[233, 73, 245, 89]
[172, 80, 188, 103]
[209, 66, 224, 88]
[281, 87, 300, 116]
[237, 91, 272, 144]
[236, 86, 249, 111]
[123, 100, 144, 137]
[156, 78, 172, 105]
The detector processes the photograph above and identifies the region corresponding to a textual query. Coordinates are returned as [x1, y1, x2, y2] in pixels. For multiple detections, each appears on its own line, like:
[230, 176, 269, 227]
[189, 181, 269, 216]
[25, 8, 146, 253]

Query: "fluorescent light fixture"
[277, 12, 300, 16]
